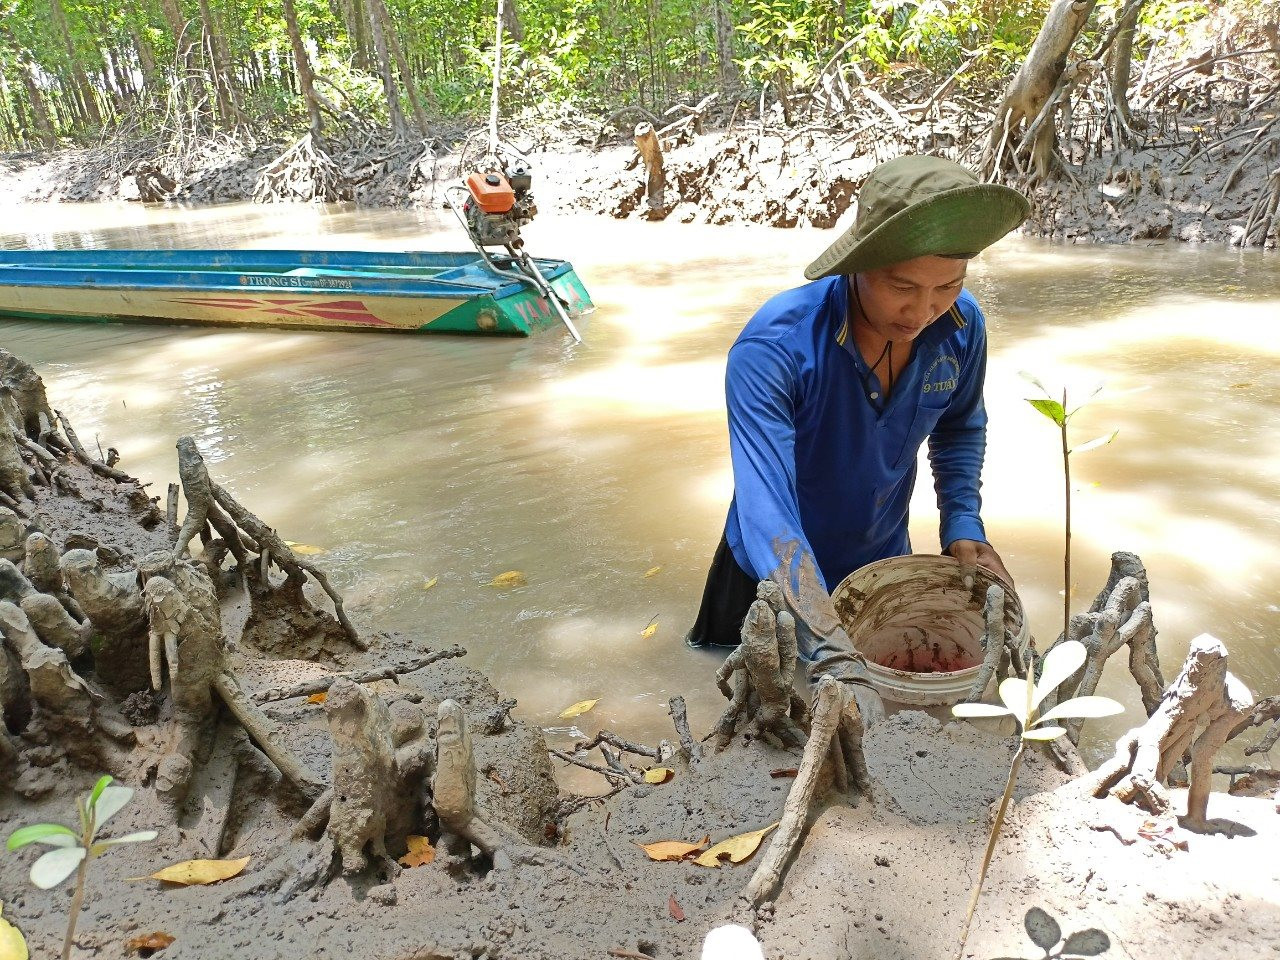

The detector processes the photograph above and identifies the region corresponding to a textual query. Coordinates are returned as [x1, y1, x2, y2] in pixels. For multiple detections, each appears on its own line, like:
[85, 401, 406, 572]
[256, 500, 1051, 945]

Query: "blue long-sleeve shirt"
[724, 275, 989, 600]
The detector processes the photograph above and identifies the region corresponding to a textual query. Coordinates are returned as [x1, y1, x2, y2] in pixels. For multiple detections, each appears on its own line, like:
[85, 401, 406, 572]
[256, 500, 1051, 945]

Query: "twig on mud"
[54, 409, 132, 482]
[599, 744, 644, 784]
[574, 730, 661, 760]
[251, 646, 467, 703]
[608, 950, 655, 959]
[549, 748, 632, 785]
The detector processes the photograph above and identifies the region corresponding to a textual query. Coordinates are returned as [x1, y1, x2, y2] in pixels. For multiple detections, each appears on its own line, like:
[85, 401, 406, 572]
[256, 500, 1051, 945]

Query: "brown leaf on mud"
[693, 823, 779, 868]
[640, 620, 659, 639]
[770, 768, 799, 778]
[558, 698, 599, 719]
[126, 932, 175, 953]
[635, 836, 710, 862]
[306, 692, 327, 704]
[142, 856, 250, 885]
[488, 570, 527, 588]
[668, 896, 685, 922]
[398, 836, 436, 868]
[643, 767, 675, 784]
[1137, 819, 1189, 852]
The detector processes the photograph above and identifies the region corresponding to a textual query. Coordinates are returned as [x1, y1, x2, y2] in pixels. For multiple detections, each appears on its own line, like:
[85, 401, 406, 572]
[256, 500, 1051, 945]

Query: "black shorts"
[684, 535, 760, 649]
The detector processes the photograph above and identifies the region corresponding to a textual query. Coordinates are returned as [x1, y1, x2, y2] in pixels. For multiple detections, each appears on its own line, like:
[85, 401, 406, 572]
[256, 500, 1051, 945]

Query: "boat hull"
[0, 249, 593, 336]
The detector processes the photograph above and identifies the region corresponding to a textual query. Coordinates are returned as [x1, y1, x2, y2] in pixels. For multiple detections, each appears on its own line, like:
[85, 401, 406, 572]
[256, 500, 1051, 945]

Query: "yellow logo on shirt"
[923, 355, 960, 395]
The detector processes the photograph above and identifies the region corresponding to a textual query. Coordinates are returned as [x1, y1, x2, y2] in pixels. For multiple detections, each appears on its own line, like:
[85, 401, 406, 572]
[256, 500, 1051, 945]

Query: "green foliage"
[736, 0, 843, 91]
[7, 776, 156, 960]
[0, 0, 1238, 149]
[6, 775, 156, 889]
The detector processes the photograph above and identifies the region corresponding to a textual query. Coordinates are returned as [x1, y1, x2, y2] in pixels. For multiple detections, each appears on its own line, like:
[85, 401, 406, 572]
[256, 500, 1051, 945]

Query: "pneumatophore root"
[1083, 633, 1253, 830]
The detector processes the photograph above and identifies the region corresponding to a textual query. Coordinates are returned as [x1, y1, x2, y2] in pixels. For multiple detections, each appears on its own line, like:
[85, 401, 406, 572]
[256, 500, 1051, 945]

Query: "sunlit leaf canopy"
[0, 0, 1215, 150]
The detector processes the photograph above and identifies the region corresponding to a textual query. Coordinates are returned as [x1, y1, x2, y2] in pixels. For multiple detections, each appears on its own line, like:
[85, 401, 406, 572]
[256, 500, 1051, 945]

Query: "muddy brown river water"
[2, 201, 1277, 777]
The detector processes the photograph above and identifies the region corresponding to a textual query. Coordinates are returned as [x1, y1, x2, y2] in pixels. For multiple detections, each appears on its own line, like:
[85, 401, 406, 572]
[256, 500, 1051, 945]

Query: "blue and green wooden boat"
[0, 248, 592, 336]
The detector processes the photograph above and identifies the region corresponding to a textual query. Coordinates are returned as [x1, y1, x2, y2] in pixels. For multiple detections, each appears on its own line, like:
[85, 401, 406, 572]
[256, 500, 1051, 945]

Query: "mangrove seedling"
[6, 775, 157, 960]
[951, 640, 1123, 957]
[1021, 374, 1118, 646]
[1010, 906, 1111, 958]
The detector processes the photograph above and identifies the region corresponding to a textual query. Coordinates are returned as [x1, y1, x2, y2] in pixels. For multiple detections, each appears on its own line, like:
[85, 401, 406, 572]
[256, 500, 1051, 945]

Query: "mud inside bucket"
[830, 555, 1027, 707]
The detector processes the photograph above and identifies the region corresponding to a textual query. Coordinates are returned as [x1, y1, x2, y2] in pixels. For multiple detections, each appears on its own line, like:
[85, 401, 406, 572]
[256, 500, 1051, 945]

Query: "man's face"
[855, 255, 968, 343]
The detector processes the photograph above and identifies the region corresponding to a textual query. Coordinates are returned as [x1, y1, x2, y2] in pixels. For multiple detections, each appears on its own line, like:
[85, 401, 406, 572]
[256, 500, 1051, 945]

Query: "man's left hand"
[946, 539, 1014, 589]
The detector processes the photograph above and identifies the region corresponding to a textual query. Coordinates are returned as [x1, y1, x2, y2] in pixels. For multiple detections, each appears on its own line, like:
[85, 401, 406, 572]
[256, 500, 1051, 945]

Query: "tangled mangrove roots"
[252, 132, 353, 203]
[172, 434, 366, 650]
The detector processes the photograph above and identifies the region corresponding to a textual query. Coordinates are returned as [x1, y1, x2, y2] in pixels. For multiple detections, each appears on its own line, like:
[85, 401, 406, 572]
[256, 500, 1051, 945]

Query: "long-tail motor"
[447, 160, 582, 342]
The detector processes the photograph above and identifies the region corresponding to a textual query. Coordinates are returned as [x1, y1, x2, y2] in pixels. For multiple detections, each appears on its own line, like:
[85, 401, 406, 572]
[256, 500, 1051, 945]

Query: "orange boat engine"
[463, 163, 538, 247]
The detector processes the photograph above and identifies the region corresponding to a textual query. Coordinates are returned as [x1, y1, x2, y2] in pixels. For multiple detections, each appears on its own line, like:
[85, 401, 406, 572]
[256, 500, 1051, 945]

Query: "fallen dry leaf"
[488, 570, 527, 588]
[643, 767, 674, 785]
[643, 566, 662, 578]
[142, 856, 250, 885]
[635, 837, 710, 862]
[693, 823, 779, 868]
[558, 698, 599, 719]
[398, 835, 436, 868]
[125, 932, 175, 954]
[421, 577, 438, 591]
[769, 768, 799, 779]
[668, 896, 685, 922]
[306, 692, 327, 704]
[0, 902, 28, 960]
[640, 621, 658, 639]
[283, 541, 326, 556]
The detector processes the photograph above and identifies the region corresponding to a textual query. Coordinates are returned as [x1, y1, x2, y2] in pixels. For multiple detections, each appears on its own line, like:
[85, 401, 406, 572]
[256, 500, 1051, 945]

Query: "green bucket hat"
[804, 155, 1030, 280]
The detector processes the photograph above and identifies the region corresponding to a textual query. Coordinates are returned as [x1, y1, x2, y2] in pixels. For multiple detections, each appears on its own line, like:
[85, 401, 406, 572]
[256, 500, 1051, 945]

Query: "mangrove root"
[1084, 633, 1253, 830]
[0, 415, 34, 501]
[250, 645, 466, 703]
[173, 435, 365, 649]
[1232, 695, 1280, 756]
[745, 675, 868, 905]
[324, 677, 402, 876]
[0, 600, 133, 774]
[140, 552, 326, 804]
[708, 580, 809, 751]
[1038, 552, 1165, 743]
[434, 699, 549, 872]
[0, 559, 90, 659]
[253, 133, 353, 204]
[23, 533, 86, 622]
[60, 547, 150, 692]
[964, 581, 1027, 702]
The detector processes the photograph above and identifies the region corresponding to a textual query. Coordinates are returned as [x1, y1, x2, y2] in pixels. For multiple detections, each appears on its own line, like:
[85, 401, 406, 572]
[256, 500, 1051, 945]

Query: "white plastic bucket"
[830, 555, 1029, 707]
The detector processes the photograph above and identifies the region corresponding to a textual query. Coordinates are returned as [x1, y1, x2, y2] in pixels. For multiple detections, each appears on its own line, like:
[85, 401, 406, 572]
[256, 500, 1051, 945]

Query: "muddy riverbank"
[1, 348, 1278, 960]
[3, 108, 1277, 251]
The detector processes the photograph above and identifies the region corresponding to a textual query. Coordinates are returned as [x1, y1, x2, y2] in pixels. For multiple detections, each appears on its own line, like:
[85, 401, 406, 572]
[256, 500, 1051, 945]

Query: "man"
[687, 155, 1030, 725]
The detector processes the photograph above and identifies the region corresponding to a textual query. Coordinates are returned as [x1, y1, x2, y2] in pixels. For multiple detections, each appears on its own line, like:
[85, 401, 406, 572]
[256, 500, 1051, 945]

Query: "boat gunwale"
[0, 258, 580, 301]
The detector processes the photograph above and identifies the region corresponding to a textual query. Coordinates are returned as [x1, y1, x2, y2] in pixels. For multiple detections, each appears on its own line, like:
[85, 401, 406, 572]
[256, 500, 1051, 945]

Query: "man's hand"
[946, 539, 1014, 590]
